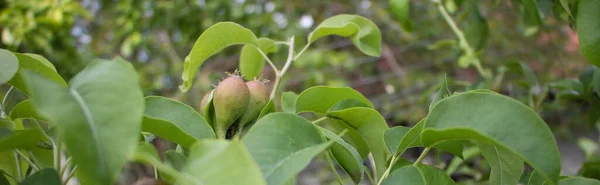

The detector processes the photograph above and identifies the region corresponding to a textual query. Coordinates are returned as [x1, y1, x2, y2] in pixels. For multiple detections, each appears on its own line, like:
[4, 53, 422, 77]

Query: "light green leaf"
[258, 99, 275, 119]
[8, 53, 66, 96]
[142, 96, 215, 147]
[0, 49, 18, 85]
[18, 168, 61, 185]
[560, 0, 573, 18]
[177, 140, 266, 185]
[326, 107, 389, 178]
[281, 92, 298, 113]
[389, 0, 413, 32]
[559, 177, 600, 185]
[296, 86, 373, 114]
[422, 91, 561, 184]
[243, 113, 333, 185]
[180, 22, 258, 92]
[319, 127, 364, 184]
[0, 128, 45, 152]
[477, 142, 524, 185]
[0, 150, 28, 184]
[381, 164, 456, 185]
[308, 14, 382, 57]
[24, 60, 144, 185]
[430, 75, 451, 112]
[463, 1, 489, 51]
[240, 38, 278, 80]
[130, 142, 182, 183]
[577, 0, 600, 67]
[9, 100, 46, 121]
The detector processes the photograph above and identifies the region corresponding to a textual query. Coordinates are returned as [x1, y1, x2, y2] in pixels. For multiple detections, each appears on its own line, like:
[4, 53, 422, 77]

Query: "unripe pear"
[236, 80, 270, 129]
[213, 73, 250, 139]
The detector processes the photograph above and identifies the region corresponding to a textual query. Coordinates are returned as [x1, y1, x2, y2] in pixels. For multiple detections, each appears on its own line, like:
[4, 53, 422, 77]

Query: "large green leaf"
[577, 0, 600, 67]
[8, 53, 66, 96]
[9, 100, 46, 121]
[326, 107, 389, 178]
[389, 0, 413, 32]
[281, 91, 298, 113]
[180, 22, 258, 92]
[477, 142, 524, 185]
[142, 96, 215, 147]
[308, 14, 381, 57]
[243, 113, 332, 185]
[0, 49, 18, 85]
[18, 168, 61, 185]
[319, 127, 364, 184]
[25, 60, 144, 185]
[559, 177, 600, 185]
[384, 125, 463, 158]
[240, 38, 278, 80]
[0, 128, 46, 152]
[295, 86, 372, 114]
[421, 91, 561, 184]
[381, 164, 456, 185]
[176, 140, 266, 185]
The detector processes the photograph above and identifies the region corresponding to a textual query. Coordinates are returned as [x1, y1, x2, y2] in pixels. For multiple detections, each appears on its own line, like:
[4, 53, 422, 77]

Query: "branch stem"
[269, 36, 295, 99]
[376, 153, 399, 185]
[14, 151, 22, 181]
[15, 150, 39, 171]
[413, 147, 431, 166]
[1, 86, 14, 118]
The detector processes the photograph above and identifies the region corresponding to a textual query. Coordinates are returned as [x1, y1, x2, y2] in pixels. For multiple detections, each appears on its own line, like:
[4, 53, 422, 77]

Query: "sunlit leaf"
[9, 53, 66, 96]
[296, 86, 372, 114]
[389, 0, 413, 32]
[0, 49, 18, 85]
[240, 38, 278, 80]
[309, 14, 381, 57]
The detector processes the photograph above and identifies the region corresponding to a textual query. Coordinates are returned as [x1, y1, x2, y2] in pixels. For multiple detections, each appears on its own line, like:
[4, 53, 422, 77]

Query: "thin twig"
[257, 49, 280, 75]
[15, 150, 39, 171]
[60, 157, 72, 178]
[376, 153, 399, 185]
[54, 134, 62, 171]
[14, 151, 22, 181]
[1, 86, 14, 118]
[65, 166, 78, 184]
[413, 147, 431, 166]
[325, 152, 344, 185]
[269, 37, 296, 99]
[293, 43, 310, 61]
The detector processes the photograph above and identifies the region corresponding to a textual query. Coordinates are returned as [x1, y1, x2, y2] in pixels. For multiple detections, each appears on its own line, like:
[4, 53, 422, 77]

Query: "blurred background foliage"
[1, 0, 599, 184]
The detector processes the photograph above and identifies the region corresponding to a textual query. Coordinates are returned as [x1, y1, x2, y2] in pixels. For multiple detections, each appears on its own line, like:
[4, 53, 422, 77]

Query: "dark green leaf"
[296, 86, 373, 114]
[0, 128, 45, 152]
[478, 142, 524, 185]
[177, 140, 266, 185]
[180, 22, 258, 92]
[25, 60, 144, 185]
[384, 125, 464, 159]
[326, 107, 389, 178]
[381, 164, 456, 185]
[389, 0, 413, 32]
[142, 96, 215, 147]
[243, 113, 332, 185]
[240, 38, 278, 80]
[422, 91, 561, 184]
[161, 150, 187, 183]
[9, 100, 46, 121]
[577, 0, 600, 67]
[309, 14, 382, 57]
[18, 168, 60, 185]
[258, 100, 275, 119]
[0, 49, 18, 85]
[130, 142, 181, 183]
[281, 92, 298, 113]
[430, 75, 451, 112]
[463, 1, 489, 51]
[319, 127, 364, 184]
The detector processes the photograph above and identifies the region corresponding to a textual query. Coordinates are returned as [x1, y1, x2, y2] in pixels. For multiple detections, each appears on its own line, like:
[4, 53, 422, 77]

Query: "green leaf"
[384, 124, 464, 159]
[240, 38, 278, 80]
[477, 142, 524, 185]
[463, 1, 489, 51]
[0, 150, 28, 184]
[0, 49, 18, 85]
[0, 128, 45, 152]
[579, 158, 600, 181]
[326, 107, 389, 178]
[381, 164, 456, 185]
[243, 113, 333, 185]
[308, 14, 382, 57]
[389, 0, 413, 32]
[319, 127, 364, 184]
[161, 150, 187, 183]
[430, 75, 451, 112]
[130, 142, 182, 182]
[24, 60, 144, 185]
[296, 86, 373, 114]
[560, 0, 574, 18]
[505, 60, 538, 88]
[18, 168, 60, 185]
[0, 172, 8, 185]
[142, 96, 215, 147]
[176, 140, 266, 185]
[204, 90, 216, 128]
[422, 91, 561, 184]
[180, 22, 258, 92]
[258, 100, 275, 119]
[9, 100, 46, 121]
[577, 0, 600, 67]
[281, 92, 298, 113]
[9, 53, 66, 96]
[559, 177, 600, 185]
